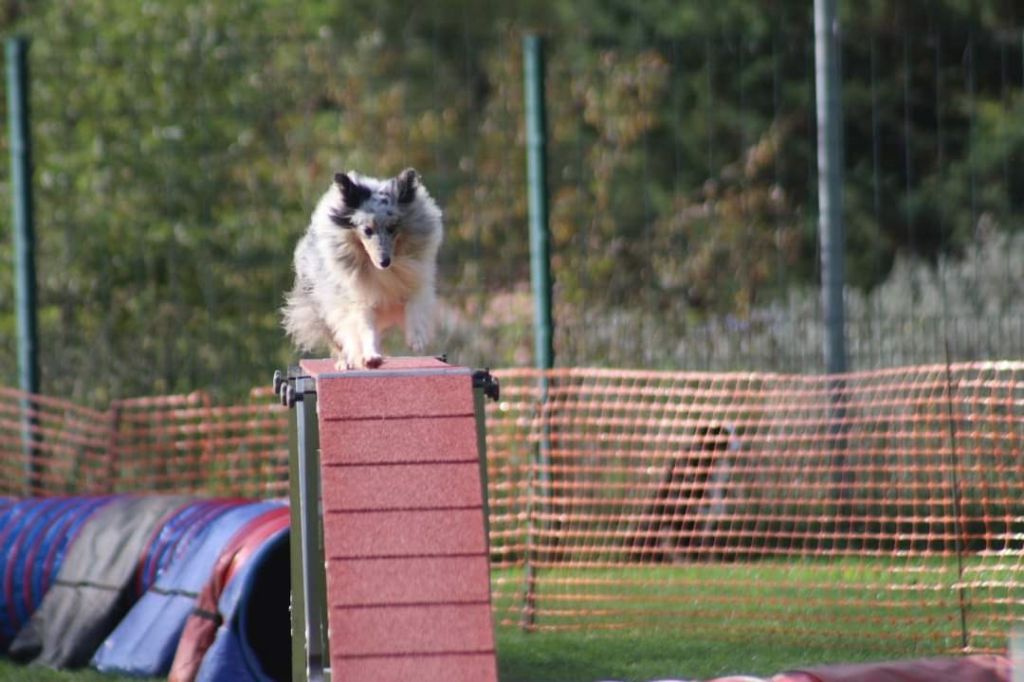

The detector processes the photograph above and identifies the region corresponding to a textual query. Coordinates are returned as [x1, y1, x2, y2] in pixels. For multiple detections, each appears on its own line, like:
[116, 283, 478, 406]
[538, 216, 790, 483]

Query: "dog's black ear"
[328, 207, 354, 228]
[334, 172, 371, 207]
[395, 168, 419, 204]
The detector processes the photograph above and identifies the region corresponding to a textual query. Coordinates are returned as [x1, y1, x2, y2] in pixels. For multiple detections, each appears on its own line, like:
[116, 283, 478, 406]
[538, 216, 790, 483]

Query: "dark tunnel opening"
[241, 534, 291, 682]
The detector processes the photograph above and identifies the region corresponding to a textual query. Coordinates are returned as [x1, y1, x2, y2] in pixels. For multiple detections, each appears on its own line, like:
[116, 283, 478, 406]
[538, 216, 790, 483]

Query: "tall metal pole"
[814, 0, 852, 533]
[524, 34, 553, 371]
[814, 0, 846, 375]
[7, 36, 40, 495]
[522, 33, 552, 630]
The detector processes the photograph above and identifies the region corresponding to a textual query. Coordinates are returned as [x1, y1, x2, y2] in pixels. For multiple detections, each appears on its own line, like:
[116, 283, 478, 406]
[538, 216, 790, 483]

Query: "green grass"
[488, 558, 970, 680]
[0, 629, 939, 682]
[496, 628, 923, 681]
[0, 661, 155, 682]
[491, 557, 1021, 650]
[1, 556, 1017, 681]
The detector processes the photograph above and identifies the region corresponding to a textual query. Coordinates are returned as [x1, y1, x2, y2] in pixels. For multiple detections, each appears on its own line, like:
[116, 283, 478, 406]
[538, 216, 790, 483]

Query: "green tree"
[1, 0, 1023, 400]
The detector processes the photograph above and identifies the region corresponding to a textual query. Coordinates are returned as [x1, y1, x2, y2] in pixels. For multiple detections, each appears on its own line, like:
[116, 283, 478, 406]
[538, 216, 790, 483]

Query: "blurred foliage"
[0, 1, 1021, 401]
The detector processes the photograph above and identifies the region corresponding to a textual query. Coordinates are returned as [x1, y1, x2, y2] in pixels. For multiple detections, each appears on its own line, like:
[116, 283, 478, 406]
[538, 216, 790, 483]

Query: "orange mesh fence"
[107, 387, 289, 496]
[0, 386, 289, 498]
[484, 364, 1024, 652]
[0, 386, 109, 496]
[1, 363, 1023, 651]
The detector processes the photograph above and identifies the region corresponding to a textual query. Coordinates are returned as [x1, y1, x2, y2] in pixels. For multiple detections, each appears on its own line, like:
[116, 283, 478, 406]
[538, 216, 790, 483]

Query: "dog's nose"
[379, 257, 391, 268]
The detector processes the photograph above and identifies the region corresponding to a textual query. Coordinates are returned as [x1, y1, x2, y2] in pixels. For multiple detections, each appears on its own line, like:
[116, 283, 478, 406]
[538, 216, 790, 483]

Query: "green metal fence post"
[813, 0, 851, 537]
[813, 0, 847, 378]
[6, 36, 40, 495]
[524, 34, 553, 372]
[522, 33, 553, 631]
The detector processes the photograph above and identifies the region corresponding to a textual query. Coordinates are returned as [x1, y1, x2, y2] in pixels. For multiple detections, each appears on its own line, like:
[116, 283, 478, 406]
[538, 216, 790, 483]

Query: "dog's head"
[328, 168, 420, 270]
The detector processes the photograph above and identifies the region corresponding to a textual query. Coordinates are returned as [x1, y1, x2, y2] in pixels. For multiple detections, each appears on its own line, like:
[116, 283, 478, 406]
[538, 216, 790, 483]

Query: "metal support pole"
[814, 0, 846, 376]
[7, 36, 40, 494]
[522, 33, 553, 630]
[524, 34, 553, 371]
[283, 370, 330, 682]
[814, 0, 851, 533]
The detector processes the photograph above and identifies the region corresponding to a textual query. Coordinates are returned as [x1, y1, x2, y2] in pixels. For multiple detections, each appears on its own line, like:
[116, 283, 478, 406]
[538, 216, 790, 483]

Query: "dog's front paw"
[404, 301, 434, 355]
[364, 354, 383, 369]
[406, 331, 428, 354]
[336, 349, 363, 371]
[405, 322, 431, 354]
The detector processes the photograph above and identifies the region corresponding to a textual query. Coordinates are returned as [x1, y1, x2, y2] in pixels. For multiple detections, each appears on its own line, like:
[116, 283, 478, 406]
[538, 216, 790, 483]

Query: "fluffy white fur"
[282, 168, 443, 369]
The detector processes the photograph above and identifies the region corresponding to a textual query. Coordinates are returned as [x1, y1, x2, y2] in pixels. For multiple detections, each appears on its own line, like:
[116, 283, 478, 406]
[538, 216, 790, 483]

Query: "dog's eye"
[386, 226, 397, 235]
[363, 228, 375, 237]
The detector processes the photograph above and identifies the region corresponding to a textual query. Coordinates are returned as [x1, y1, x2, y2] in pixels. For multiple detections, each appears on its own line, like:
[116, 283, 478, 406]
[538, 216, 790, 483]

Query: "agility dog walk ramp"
[279, 356, 500, 682]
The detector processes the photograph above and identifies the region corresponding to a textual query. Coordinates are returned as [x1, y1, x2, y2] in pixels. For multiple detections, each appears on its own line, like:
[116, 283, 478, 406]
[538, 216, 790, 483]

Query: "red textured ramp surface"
[307, 357, 497, 682]
[301, 356, 475, 419]
[332, 654, 498, 682]
[322, 462, 484, 511]
[326, 556, 492, 607]
[318, 417, 480, 465]
[323, 508, 487, 557]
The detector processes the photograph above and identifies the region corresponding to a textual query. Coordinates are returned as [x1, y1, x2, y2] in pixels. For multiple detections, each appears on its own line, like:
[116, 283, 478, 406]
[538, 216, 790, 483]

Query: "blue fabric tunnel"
[0, 496, 118, 649]
[92, 499, 284, 677]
